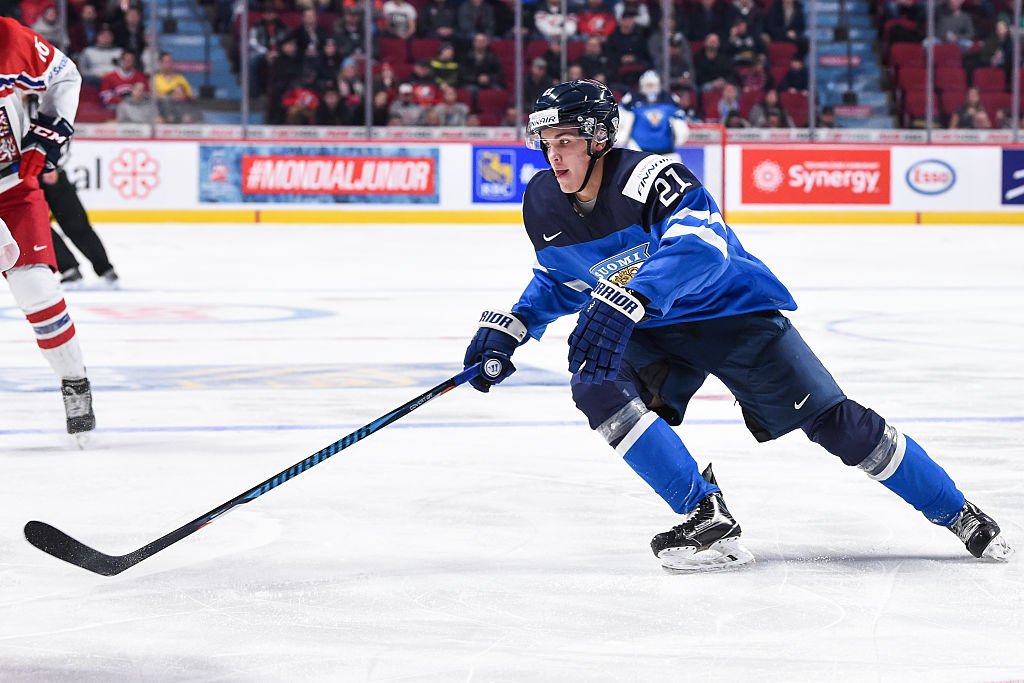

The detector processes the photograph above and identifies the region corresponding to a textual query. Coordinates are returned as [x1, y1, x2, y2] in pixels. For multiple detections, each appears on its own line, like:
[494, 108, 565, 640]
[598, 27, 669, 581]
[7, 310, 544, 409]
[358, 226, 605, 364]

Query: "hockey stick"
[25, 363, 483, 576]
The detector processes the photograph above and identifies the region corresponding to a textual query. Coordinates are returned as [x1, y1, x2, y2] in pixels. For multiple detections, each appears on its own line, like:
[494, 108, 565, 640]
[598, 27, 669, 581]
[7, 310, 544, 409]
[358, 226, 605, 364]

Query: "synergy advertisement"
[198, 144, 440, 204]
[741, 147, 891, 205]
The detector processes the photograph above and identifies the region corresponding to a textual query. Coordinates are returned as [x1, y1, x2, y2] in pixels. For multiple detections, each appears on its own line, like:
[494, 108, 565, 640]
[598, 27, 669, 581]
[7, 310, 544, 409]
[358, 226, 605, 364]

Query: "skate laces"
[950, 508, 983, 543]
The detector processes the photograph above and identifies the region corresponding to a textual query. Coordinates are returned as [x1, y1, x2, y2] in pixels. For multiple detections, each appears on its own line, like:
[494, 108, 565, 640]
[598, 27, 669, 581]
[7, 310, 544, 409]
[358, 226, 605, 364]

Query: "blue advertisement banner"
[199, 145, 440, 204]
[1001, 149, 1024, 204]
[472, 145, 706, 204]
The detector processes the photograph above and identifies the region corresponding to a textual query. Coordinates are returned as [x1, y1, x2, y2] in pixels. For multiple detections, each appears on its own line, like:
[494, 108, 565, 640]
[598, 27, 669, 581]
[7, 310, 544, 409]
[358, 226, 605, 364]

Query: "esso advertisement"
[904, 159, 955, 195]
[890, 147, 998, 209]
[742, 148, 891, 204]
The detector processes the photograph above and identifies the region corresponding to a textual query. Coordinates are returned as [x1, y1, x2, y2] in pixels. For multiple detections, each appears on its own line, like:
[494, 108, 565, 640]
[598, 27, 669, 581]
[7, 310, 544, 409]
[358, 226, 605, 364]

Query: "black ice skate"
[62, 378, 95, 444]
[99, 268, 120, 290]
[60, 267, 84, 288]
[651, 464, 754, 572]
[948, 500, 1013, 561]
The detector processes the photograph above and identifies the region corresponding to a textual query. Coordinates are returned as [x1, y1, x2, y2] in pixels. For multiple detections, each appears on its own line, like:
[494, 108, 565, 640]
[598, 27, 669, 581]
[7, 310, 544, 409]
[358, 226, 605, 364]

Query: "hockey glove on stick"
[568, 279, 645, 384]
[19, 113, 74, 180]
[463, 310, 528, 392]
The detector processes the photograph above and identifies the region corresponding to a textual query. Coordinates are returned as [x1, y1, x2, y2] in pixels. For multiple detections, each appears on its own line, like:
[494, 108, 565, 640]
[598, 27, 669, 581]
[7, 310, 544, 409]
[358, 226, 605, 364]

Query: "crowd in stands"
[883, 0, 1023, 128]
[5, 0, 1021, 129]
[238, 0, 815, 127]
[2, 0, 203, 123]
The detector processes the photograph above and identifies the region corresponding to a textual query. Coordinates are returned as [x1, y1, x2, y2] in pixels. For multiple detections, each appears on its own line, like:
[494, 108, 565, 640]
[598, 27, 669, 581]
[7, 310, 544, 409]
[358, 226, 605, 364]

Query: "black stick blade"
[24, 521, 130, 576]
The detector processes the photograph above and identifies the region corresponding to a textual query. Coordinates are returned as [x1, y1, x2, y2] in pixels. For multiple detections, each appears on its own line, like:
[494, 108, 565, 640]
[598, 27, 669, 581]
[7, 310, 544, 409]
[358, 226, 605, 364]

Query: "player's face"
[542, 128, 594, 194]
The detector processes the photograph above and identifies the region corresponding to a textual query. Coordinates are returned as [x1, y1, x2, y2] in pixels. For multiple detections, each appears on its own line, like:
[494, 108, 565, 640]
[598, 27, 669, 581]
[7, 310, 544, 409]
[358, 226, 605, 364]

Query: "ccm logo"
[906, 159, 955, 195]
[29, 123, 68, 143]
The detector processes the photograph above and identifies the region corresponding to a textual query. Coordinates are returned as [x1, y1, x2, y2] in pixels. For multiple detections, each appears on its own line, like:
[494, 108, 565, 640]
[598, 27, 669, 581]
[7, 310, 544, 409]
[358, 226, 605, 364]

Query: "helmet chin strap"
[571, 137, 604, 196]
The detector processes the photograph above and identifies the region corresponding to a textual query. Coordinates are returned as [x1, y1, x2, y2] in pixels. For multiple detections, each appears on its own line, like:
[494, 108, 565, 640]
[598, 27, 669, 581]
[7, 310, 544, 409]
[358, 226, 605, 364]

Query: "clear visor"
[525, 124, 601, 151]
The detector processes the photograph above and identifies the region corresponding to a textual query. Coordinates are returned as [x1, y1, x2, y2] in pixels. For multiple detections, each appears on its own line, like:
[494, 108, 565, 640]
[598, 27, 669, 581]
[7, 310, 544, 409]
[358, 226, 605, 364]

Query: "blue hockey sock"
[617, 414, 717, 514]
[867, 432, 966, 526]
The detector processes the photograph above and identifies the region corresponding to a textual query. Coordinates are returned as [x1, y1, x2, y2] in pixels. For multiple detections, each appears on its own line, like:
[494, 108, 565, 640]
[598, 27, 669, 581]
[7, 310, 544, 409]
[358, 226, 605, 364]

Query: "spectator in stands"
[460, 32, 503, 91]
[382, 0, 417, 41]
[152, 52, 194, 99]
[431, 42, 460, 88]
[281, 73, 321, 125]
[315, 88, 348, 124]
[249, 9, 290, 98]
[371, 90, 392, 126]
[994, 107, 1019, 129]
[334, 6, 367, 59]
[577, 0, 616, 39]
[576, 36, 611, 83]
[100, 50, 148, 108]
[567, 63, 585, 81]
[748, 88, 792, 127]
[432, 84, 470, 125]
[883, 0, 926, 25]
[676, 87, 701, 121]
[724, 18, 765, 67]
[266, 36, 304, 123]
[501, 106, 521, 127]
[763, 0, 807, 57]
[312, 38, 343, 85]
[716, 81, 742, 121]
[817, 104, 838, 128]
[686, 0, 731, 43]
[423, 108, 442, 126]
[971, 109, 992, 129]
[613, 0, 651, 28]
[373, 61, 399, 102]
[458, 0, 496, 39]
[937, 0, 974, 52]
[389, 82, 426, 124]
[534, 0, 578, 41]
[69, 3, 100, 56]
[289, 7, 330, 59]
[78, 25, 123, 83]
[736, 52, 768, 92]
[32, 3, 68, 50]
[336, 56, 365, 107]
[113, 6, 145, 55]
[694, 32, 734, 92]
[409, 58, 441, 104]
[158, 84, 204, 123]
[732, 0, 764, 41]
[523, 57, 556, 108]
[649, 17, 695, 91]
[420, 0, 458, 41]
[777, 56, 808, 94]
[465, 112, 482, 126]
[115, 80, 158, 123]
[605, 9, 650, 85]
[541, 39, 568, 81]
[971, 17, 1011, 77]
[724, 109, 749, 127]
[949, 86, 983, 128]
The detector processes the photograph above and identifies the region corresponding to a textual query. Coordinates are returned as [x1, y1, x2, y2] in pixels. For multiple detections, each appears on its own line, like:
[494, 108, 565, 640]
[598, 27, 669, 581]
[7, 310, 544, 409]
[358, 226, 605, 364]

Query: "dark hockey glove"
[463, 310, 528, 392]
[19, 113, 74, 180]
[568, 279, 645, 384]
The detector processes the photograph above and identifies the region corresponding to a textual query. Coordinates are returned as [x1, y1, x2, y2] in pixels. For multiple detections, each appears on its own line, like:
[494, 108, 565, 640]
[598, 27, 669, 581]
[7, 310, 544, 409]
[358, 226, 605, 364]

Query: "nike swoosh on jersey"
[543, 232, 562, 242]
[794, 394, 810, 409]
[33, 245, 47, 251]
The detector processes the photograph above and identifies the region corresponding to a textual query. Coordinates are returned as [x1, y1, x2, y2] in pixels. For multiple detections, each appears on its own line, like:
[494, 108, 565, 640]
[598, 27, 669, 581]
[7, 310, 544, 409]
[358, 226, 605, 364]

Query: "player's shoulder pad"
[619, 152, 701, 205]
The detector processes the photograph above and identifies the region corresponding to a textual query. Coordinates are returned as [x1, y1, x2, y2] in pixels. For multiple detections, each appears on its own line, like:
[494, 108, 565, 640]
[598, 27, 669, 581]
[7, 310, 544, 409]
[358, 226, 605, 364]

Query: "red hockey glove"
[19, 114, 74, 180]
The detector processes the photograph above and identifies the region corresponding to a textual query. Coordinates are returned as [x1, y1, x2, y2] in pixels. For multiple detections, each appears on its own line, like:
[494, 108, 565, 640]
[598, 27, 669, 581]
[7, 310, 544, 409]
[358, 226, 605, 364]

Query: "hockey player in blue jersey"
[462, 79, 1012, 571]
[617, 70, 690, 155]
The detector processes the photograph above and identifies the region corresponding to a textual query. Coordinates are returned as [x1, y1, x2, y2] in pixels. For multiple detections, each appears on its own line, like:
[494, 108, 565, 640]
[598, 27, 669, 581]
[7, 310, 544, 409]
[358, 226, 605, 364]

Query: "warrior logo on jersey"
[589, 243, 650, 286]
[0, 106, 18, 164]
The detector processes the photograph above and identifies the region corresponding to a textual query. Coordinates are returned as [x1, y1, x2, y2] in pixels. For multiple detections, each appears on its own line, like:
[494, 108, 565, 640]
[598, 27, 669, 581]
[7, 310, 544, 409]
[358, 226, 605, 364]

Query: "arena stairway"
[154, 0, 240, 101]
[811, 0, 894, 128]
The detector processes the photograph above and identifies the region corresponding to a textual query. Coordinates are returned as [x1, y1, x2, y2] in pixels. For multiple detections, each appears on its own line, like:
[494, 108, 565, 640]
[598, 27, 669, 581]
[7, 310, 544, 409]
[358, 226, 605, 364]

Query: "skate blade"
[72, 432, 92, 449]
[982, 534, 1014, 562]
[658, 539, 755, 573]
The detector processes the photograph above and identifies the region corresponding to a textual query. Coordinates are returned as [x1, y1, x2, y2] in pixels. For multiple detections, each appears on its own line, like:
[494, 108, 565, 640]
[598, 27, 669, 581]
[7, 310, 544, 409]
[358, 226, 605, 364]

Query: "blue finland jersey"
[512, 149, 797, 341]
[621, 92, 688, 153]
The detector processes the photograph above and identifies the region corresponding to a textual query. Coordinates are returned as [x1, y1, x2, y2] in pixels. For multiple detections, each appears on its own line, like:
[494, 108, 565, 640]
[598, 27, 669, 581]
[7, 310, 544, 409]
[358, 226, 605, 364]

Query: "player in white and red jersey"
[1, 16, 95, 441]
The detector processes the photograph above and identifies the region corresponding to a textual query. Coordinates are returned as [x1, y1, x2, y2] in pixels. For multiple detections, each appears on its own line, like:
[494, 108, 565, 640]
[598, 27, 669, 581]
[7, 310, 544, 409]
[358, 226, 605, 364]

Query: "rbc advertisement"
[472, 145, 705, 204]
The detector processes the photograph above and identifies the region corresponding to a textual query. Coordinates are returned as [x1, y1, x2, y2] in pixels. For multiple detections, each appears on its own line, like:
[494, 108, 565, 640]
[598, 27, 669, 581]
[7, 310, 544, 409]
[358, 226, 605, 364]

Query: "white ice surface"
[1, 222, 1022, 682]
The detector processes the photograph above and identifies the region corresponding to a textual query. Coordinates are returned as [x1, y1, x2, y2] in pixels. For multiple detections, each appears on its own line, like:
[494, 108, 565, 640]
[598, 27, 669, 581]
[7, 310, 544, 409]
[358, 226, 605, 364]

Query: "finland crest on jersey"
[589, 243, 650, 287]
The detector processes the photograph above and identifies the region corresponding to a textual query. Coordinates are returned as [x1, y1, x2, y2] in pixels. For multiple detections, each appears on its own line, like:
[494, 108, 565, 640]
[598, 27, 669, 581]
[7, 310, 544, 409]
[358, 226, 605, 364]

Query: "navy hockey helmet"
[526, 79, 619, 193]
